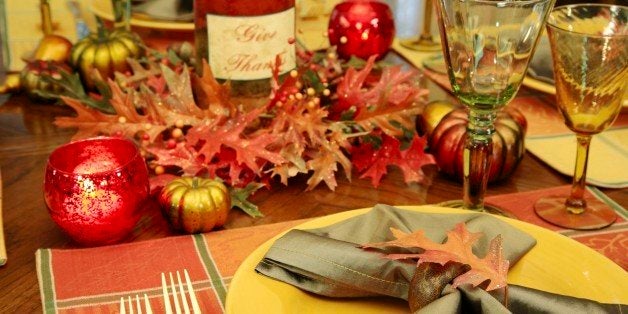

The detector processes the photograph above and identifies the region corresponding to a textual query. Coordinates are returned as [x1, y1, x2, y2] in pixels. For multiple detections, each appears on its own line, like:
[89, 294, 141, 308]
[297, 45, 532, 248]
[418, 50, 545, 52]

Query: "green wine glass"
[433, 0, 555, 214]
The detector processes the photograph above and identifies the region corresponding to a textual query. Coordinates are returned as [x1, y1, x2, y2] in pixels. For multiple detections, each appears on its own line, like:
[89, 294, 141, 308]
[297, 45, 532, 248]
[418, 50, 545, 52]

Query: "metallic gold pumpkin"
[70, 26, 144, 89]
[20, 60, 68, 100]
[158, 177, 231, 234]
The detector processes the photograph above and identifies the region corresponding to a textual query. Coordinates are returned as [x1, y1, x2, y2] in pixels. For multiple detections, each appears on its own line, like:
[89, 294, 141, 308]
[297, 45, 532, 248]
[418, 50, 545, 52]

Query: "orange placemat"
[37, 186, 627, 313]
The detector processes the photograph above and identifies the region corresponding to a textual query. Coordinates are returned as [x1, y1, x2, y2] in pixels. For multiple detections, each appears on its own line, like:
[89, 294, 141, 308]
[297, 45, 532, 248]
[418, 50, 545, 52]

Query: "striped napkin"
[36, 185, 627, 313]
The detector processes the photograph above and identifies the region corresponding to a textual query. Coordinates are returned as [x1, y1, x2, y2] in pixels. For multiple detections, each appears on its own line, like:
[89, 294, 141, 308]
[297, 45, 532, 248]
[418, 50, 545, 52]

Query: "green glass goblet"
[433, 0, 555, 214]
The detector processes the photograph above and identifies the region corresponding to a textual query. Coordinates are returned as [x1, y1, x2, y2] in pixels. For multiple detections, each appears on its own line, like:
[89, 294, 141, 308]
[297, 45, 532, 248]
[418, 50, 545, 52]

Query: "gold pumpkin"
[20, 60, 68, 100]
[70, 25, 144, 89]
[158, 177, 231, 234]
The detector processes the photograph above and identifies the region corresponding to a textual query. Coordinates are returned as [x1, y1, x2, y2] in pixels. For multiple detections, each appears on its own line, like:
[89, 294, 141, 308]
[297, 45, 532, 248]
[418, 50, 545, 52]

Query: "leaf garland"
[53, 45, 436, 195]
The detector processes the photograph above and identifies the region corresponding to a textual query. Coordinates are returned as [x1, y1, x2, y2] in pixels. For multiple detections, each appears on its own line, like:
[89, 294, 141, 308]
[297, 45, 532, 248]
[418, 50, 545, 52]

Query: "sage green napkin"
[255, 204, 626, 313]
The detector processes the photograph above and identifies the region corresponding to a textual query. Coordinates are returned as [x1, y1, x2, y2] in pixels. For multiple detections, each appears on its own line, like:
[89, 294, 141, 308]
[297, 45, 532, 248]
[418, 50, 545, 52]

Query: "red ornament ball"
[328, 0, 395, 60]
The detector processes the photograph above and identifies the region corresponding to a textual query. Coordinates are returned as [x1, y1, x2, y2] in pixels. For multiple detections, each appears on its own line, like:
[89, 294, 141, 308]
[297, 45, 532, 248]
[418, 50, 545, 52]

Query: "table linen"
[36, 185, 627, 313]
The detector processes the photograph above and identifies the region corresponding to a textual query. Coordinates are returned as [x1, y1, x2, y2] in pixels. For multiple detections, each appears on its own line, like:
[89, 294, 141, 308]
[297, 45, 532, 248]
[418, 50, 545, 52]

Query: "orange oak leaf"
[364, 223, 509, 291]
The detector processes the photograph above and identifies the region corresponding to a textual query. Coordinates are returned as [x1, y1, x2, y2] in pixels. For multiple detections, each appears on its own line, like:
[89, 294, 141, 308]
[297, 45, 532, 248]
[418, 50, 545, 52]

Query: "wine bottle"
[194, 0, 296, 97]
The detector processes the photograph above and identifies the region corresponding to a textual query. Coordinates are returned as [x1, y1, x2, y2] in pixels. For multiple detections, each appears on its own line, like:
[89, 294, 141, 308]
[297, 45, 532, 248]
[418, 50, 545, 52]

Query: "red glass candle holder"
[44, 137, 149, 246]
[328, 0, 395, 60]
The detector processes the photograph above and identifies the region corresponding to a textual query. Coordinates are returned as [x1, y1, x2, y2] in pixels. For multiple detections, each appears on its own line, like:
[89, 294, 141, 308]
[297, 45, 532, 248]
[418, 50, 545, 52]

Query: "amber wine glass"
[434, 0, 554, 214]
[534, 4, 627, 230]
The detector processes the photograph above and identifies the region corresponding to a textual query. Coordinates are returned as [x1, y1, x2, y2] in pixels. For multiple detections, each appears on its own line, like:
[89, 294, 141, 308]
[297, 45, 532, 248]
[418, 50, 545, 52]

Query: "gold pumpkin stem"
[112, 0, 131, 31]
[40, 0, 53, 35]
[94, 17, 109, 41]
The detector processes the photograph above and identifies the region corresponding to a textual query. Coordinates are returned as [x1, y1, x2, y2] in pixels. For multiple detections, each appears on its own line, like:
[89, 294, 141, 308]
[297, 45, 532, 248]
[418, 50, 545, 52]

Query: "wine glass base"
[399, 38, 441, 52]
[422, 54, 447, 74]
[534, 196, 616, 230]
[438, 200, 516, 218]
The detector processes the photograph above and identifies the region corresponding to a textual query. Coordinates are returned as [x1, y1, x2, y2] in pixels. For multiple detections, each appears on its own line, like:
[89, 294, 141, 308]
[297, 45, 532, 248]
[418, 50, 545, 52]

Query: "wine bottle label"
[206, 8, 296, 80]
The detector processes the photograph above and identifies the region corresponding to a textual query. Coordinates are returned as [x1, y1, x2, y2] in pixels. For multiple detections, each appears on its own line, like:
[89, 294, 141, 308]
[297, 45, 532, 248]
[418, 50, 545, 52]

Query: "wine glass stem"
[566, 134, 592, 214]
[420, 0, 434, 41]
[463, 109, 495, 210]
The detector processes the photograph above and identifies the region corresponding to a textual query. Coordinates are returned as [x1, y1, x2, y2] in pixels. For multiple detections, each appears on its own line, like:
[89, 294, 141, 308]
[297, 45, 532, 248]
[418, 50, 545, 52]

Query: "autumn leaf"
[191, 60, 236, 118]
[114, 58, 162, 90]
[304, 140, 351, 191]
[331, 55, 377, 120]
[351, 133, 435, 187]
[146, 142, 207, 176]
[54, 96, 119, 140]
[395, 135, 437, 184]
[352, 65, 427, 137]
[55, 84, 169, 141]
[264, 99, 351, 190]
[207, 146, 260, 187]
[187, 107, 285, 174]
[363, 223, 509, 291]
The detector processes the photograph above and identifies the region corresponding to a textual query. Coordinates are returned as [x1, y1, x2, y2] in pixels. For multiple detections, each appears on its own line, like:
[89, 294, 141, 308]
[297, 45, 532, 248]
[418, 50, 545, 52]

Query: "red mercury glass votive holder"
[43, 137, 149, 246]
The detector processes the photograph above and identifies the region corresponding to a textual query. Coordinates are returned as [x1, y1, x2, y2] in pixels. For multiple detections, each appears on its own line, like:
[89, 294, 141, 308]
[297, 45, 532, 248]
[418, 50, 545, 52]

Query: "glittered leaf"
[363, 223, 509, 291]
[146, 142, 207, 176]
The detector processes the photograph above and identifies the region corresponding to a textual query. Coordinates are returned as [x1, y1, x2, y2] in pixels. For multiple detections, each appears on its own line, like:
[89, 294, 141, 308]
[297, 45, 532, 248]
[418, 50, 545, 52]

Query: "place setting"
[0, 0, 627, 313]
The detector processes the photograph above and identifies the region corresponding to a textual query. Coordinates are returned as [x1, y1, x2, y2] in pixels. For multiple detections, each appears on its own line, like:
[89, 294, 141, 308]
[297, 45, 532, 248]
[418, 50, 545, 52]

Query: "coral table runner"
[36, 185, 627, 313]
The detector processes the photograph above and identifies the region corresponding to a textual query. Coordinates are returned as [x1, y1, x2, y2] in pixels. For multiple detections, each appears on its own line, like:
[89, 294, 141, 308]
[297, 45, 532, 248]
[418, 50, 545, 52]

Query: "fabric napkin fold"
[255, 204, 626, 313]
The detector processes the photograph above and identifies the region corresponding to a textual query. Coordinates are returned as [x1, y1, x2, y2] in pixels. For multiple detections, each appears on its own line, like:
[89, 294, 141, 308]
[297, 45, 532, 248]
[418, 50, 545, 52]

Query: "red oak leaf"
[395, 135, 437, 184]
[186, 107, 285, 177]
[364, 223, 509, 291]
[208, 146, 261, 187]
[351, 134, 435, 187]
[146, 142, 207, 176]
[331, 55, 377, 120]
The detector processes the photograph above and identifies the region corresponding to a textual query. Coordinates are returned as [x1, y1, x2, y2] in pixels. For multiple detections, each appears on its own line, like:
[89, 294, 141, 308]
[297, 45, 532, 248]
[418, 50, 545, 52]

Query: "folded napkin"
[255, 205, 626, 313]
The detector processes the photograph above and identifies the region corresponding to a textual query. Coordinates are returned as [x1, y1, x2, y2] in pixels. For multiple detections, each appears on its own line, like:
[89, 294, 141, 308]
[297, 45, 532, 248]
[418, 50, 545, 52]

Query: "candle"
[43, 137, 149, 246]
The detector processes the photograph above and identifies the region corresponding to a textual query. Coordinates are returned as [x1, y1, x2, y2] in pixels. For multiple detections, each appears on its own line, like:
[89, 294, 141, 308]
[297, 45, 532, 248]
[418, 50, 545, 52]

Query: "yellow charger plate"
[226, 205, 628, 313]
[89, 0, 194, 31]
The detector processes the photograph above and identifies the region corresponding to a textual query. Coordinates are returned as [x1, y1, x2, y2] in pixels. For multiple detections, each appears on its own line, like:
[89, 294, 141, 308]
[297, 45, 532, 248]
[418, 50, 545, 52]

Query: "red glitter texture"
[328, 0, 395, 60]
[44, 137, 149, 246]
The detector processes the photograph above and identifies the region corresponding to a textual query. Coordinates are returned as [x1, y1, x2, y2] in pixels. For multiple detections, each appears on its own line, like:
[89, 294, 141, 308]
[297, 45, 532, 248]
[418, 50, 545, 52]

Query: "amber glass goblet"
[44, 137, 149, 246]
[534, 4, 627, 230]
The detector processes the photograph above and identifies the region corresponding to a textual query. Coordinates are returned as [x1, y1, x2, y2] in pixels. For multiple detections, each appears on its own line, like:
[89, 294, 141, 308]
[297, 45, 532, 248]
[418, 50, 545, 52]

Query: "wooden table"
[0, 79, 626, 312]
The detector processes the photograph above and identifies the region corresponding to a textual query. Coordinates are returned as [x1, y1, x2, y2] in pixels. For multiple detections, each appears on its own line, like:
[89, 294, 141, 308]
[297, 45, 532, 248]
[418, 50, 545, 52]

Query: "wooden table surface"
[0, 79, 626, 312]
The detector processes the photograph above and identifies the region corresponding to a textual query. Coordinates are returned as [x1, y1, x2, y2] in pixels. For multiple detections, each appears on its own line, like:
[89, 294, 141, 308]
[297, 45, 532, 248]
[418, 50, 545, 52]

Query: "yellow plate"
[226, 205, 628, 313]
[89, 0, 194, 31]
